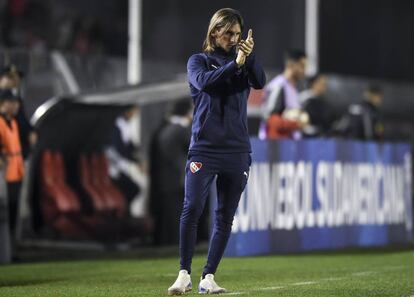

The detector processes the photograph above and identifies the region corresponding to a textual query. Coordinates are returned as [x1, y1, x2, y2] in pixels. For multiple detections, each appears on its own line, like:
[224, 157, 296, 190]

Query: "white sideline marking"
[383, 265, 405, 271]
[320, 277, 346, 282]
[222, 292, 244, 295]
[292, 281, 318, 286]
[256, 281, 318, 292]
[351, 271, 374, 276]
[259, 286, 285, 290]
[233, 268, 399, 295]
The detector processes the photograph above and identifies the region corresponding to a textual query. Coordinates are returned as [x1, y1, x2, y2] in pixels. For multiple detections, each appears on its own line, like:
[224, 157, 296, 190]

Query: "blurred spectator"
[0, 0, 27, 46]
[0, 0, 49, 50]
[1, 1, 128, 56]
[334, 85, 384, 140]
[261, 49, 309, 140]
[54, 16, 78, 51]
[106, 106, 148, 218]
[0, 65, 37, 159]
[0, 89, 24, 239]
[22, 0, 49, 52]
[72, 17, 104, 55]
[149, 99, 194, 245]
[299, 74, 335, 137]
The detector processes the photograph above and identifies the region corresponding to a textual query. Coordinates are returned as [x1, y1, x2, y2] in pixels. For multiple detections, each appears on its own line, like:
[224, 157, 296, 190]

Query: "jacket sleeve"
[187, 54, 239, 91]
[246, 54, 266, 90]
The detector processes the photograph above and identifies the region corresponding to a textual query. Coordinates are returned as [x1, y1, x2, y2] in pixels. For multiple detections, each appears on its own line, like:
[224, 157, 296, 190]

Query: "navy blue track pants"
[179, 151, 251, 275]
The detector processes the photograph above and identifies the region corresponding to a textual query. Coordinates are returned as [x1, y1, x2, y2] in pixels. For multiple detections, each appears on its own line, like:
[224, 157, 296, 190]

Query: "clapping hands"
[236, 29, 254, 67]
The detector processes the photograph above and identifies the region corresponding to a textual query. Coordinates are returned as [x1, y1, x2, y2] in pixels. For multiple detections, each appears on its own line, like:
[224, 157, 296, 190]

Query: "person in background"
[0, 89, 24, 240]
[261, 49, 309, 140]
[106, 106, 148, 218]
[299, 74, 335, 137]
[0, 65, 37, 159]
[334, 85, 384, 140]
[150, 99, 195, 246]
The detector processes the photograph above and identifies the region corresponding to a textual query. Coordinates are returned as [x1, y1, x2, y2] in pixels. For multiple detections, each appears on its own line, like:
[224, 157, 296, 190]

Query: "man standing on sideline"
[260, 49, 308, 140]
[299, 74, 335, 137]
[334, 85, 384, 140]
[0, 65, 37, 159]
[0, 90, 24, 241]
[167, 8, 265, 295]
[106, 106, 148, 217]
[150, 99, 195, 246]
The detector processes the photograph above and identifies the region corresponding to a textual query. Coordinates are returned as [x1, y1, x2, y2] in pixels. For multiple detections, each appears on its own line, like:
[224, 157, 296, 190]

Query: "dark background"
[319, 0, 414, 82]
[142, 0, 305, 71]
[2, 0, 413, 81]
[1, 0, 414, 132]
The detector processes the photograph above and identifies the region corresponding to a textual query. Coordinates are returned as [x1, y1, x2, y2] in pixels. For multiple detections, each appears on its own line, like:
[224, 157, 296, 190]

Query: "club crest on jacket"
[190, 162, 202, 173]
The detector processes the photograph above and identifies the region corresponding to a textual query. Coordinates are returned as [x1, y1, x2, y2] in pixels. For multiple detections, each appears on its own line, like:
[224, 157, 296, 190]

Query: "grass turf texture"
[0, 249, 414, 296]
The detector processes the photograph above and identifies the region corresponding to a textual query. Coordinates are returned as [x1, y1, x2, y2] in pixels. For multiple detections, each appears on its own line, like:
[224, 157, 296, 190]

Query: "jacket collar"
[210, 46, 236, 58]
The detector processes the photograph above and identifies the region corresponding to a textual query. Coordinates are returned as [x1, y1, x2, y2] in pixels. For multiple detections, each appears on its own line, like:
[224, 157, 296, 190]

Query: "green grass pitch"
[0, 248, 414, 296]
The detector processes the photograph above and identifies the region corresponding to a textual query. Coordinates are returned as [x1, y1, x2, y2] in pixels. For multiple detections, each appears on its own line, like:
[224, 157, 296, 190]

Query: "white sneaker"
[198, 274, 226, 294]
[167, 270, 192, 295]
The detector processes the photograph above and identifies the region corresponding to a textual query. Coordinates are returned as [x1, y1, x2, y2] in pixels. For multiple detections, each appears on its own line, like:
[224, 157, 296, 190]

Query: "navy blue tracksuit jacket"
[179, 47, 266, 276]
[187, 47, 266, 153]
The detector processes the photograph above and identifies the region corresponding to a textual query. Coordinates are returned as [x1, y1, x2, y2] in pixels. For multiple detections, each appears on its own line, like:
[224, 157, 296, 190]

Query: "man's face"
[366, 92, 383, 107]
[288, 58, 308, 81]
[213, 23, 241, 52]
[293, 58, 308, 80]
[124, 106, 139, 121]
[1, 100, 19, 116]
[0, 75, 16, 89]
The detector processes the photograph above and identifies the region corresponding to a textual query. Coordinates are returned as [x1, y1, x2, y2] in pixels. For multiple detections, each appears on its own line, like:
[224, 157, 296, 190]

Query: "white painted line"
[226, 269, 389, 295]
[383, 265, 405, 271]
[258, 286, 285, 290]
[292, 281, 319, 286]
[351, 271, 374, 277]
[320, 277, 346, 282]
